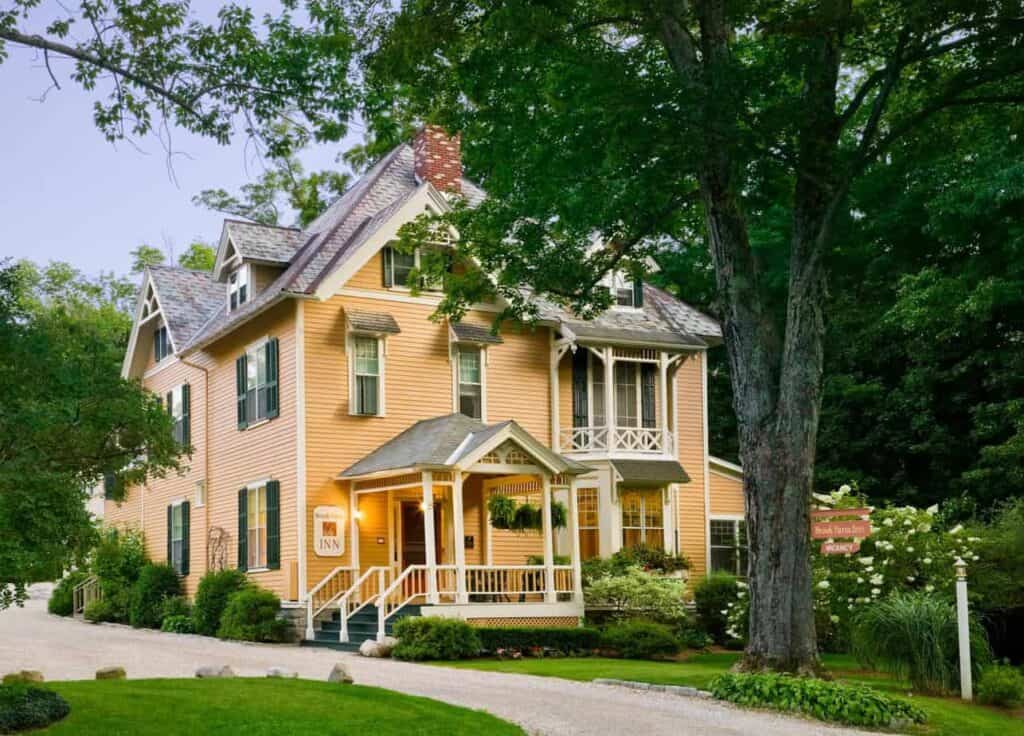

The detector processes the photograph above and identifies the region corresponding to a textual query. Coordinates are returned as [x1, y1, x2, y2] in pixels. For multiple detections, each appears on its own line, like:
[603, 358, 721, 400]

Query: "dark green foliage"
[710, 673, 927, 729]
[91, 527, 148, 621]
[511, 504, 539, 531]
[129, 564, 182, 629]
[476, 627, 600, 655]
[600, 621, 680, 660]
[851, 593, 991, 694]
[47, 571, 89, 617]
[83, 598, 118, 624]
[391, 617, 481, 661]
[160, 595, 191, 622]
[486, 495, 516, 529]
[487, 497, 566, 531]
[581, 546, 689, 586]
[693, 573, 739, 645]
[217, 587, 287, 643]
[0, 684, 70, 733]
[675, 621, 713, 651]
[160, 615, 195, 634]
[192, 569, 248, 636]
[976, 665, 1024, 707]
[525, 555, 570, 566]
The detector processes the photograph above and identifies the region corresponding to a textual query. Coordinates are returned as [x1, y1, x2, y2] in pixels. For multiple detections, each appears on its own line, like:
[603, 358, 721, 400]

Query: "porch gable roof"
[338, 413, 590, 479]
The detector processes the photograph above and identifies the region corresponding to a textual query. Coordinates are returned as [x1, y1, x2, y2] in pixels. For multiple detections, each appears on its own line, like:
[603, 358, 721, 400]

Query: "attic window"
[609, 273, 644, 309]
[228, 264, 250, 311]
[153, 325, 171, 362]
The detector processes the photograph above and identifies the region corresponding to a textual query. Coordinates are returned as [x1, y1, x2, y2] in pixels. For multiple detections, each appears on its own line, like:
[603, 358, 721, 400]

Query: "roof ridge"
[223, 218, 302, 232]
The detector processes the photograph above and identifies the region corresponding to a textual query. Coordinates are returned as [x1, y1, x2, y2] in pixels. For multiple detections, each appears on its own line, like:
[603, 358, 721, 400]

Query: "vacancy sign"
[811, 508, 871, 554]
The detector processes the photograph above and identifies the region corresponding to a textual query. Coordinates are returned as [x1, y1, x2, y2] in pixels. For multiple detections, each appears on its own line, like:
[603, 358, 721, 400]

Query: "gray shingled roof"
[565, 323, 705, 349]
[450, 321, 504, 345]
[224, 220, 304, 264]
[339, 414, 589, 478]
[347, 310, 401, 335]
[612, 459, 691, 487]
[146, 265, 224, 348]
[645, 284, 722, 342]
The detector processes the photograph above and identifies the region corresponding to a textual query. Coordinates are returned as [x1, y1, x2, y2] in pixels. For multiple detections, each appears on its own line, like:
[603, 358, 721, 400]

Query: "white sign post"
[954, 557, 972, 701]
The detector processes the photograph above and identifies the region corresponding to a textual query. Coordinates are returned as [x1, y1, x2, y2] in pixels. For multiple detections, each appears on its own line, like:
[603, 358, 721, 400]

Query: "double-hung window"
[236, 338, 279, 429]
[352, 336, 382, 415]
[382, 243, 448, 290]
[577, 488, 600, 560]
[237, 480, 280, 571]
[166, 384, 190, 447]
[621, 489, 664, 550]
[710, 519, 749, 577]
[228, 265, 250, 311]
[247, 485, 267, 570]
[457, 347, 483, 419]
[613, 362, 657, 429]
[153, 325, 171, 362]
[607, 272, 644, 308]
[166, 501, 189, 575]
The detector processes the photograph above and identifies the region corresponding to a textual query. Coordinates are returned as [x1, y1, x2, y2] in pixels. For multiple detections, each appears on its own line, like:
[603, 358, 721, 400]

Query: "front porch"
[304, 415, 590, 646]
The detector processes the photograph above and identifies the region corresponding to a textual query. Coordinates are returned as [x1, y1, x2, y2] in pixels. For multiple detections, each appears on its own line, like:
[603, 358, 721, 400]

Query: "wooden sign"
[810, 508, 871, 519]
[811, 519, 872, 540]
[313, 505, 345, 557]
[821, 541, 860, 555]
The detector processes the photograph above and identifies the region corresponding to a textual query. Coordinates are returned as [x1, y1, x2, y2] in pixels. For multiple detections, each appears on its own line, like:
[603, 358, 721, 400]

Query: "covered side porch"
[305, 415, 591, 643]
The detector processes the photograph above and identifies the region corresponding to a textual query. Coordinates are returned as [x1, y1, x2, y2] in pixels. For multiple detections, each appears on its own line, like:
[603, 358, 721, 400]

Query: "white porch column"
[604, 347, 615, 451]
[422, 471, 439, 604]
[658, 351, 670, 453]
[452, 472, 468, 603]
[349, 488, 360, 572]
[568, 479, 584, 604]
[541, 473, 556, 603]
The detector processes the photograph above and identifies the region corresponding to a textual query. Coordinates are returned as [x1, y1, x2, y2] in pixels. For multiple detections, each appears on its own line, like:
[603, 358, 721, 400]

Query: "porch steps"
[301, 605, 422, 652]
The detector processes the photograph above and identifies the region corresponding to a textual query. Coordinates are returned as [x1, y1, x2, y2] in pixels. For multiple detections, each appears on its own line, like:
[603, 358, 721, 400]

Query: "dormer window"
[153, 324, 171, 362]
[228, 265, 250, 311]
[609, 272, 644, 309]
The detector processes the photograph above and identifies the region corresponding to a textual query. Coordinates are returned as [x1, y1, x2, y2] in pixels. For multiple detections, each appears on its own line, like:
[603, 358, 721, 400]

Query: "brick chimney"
[413, 125, 462, 194]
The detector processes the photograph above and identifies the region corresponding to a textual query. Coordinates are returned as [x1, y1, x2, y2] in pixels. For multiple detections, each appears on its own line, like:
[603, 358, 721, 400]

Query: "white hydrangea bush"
[723, 484, 975, 648]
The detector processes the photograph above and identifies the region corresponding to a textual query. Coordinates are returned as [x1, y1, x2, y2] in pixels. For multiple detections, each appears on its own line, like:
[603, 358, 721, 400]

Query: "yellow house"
[108, 127, 746, 648]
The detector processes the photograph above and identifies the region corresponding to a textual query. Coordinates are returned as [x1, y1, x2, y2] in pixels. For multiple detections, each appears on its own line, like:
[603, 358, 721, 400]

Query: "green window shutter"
[571, 349, 589, 428]
[166, 391, 173, 416]
[237, 488, 248, 571]
[166, 505, 173, 566]
[382, 246, 394, 287]
[181, 383, 191, 448]
[181, 501, 190, 576]
[266, 338, 279, 419]
[632, 278, 644, 307]
[236, 354, 248, 429]
[266, 480, 280, 570]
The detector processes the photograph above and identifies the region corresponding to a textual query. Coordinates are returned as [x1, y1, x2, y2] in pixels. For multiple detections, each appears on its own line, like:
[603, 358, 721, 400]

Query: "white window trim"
[606, 271, 642, 312]
[620, 489, 665, 547]
[709, 516, 748, 577]
[153, 324, 172, 364]
[193, 480, 206, 508]
[241, 335, 274, 426]
[451, 344, 487, 422]
[228, 263, 251, 312]
[170, 499, 186, 573]
[246, 482, 269, 571]
[386, 243, 447, 293]
[347, 333, 386, 417]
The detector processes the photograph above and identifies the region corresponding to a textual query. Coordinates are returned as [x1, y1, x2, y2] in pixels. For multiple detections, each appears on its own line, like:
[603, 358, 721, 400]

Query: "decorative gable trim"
[122, 270, 178, 378]
[213, 224, 243, 282]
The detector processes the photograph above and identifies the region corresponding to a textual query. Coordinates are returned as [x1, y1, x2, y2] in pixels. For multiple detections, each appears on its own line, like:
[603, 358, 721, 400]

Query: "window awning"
[449, 321, 503, 345]
[346, 310, 401, 335]
[611, 459, 690, 488]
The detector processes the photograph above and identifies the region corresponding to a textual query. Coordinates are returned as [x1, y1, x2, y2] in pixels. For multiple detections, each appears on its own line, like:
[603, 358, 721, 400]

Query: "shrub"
[91, 527, 147, 594]
[217, 587, 288, 643]
[581, 547, 690, 585]
[0, 684, 71, 733]
[160, 615, 195, 634]
[601, 621, 680, 659]
[525, 554, 571, 566]
[710, 673, 927, 729]
[851, 592, 991, 693]
[693, 572, 739, 644]
[392, 617, 481, 661]
[584, 567, 686, 623]
[47, 571, 90, 617]
[83, 598, 118, 623]
[192, 568, 249, 636]
[129, 564, 182, 629]
[976, 665, 1024, 707]
[160, 595, 191, 624]
[476, 626, 600, 654]
[675, 620, 713, 650]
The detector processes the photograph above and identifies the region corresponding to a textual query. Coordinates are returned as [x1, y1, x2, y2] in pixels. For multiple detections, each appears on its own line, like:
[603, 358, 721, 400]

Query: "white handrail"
[337, 566, 390, 643]
[72, 575, 100, 616]
[305, 566, 357, 640]
[560, 425, 672, 453]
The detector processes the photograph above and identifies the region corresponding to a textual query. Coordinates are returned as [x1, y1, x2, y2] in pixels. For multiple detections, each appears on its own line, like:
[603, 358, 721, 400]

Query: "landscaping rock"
[266, 667, 298, 678]
[359, 636, 398, 658]
[327, 662, 353, 684]
[195, 665, 235, 678]
[95, 666, 126, 680]
[3, 670, 44, 684]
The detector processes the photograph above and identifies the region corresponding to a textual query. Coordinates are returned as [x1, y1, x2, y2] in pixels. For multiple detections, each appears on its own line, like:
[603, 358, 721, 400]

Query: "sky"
[0, 2, 359, 279]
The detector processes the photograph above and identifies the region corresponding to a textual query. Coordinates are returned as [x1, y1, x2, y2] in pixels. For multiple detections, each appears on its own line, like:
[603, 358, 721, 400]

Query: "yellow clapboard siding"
[710, 467, 745, 516]
[676, 352, 709, 578]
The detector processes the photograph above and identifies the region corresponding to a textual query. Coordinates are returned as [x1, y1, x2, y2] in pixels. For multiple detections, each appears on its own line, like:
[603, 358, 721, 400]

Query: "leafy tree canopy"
[177, 241, 216, 272]
[130, 244, 165, 273]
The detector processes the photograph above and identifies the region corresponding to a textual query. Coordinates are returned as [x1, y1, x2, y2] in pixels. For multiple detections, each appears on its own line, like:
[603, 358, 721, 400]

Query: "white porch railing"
[72, 575, 101, 616]
[336, 566, 392, 642]
[305, 566, 357, 639]
[561, 425, 672, 454]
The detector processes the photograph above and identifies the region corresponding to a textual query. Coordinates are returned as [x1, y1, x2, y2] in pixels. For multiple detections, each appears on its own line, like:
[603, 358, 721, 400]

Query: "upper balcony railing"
[560, 425, 673, 455]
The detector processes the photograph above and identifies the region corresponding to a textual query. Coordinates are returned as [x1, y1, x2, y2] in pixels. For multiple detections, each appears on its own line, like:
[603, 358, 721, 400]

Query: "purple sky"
[0, 2, 358, 278]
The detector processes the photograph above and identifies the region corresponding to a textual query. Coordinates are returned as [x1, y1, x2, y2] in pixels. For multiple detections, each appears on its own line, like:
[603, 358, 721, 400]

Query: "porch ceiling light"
[419, 501, 427, 512]
[353, 510, 363, 521]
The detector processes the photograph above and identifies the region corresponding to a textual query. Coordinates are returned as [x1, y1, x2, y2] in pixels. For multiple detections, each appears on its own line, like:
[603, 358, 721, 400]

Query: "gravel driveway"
[1, 586, 870, 736]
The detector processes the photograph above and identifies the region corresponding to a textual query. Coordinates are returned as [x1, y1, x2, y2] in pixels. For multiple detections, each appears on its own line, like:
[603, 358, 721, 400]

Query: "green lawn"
[39, 678, 523, 735]
[443, 653, 1024, 736]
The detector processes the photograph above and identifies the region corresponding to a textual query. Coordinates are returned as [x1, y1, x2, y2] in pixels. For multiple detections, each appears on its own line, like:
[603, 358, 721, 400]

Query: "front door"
[400, 501, 442, 567]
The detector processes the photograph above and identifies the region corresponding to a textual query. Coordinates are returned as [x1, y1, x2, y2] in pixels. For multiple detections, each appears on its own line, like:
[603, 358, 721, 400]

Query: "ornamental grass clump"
[710, 673, 926, 729]
[850, 592, 990, 693]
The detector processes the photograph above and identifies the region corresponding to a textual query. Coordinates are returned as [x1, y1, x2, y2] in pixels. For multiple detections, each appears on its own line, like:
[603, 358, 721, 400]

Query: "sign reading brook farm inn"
[313, 505, 345, 557]
[811, 508, 871, 555]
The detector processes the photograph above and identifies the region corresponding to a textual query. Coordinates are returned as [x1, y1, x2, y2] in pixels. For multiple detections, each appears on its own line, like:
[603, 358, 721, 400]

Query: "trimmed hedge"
[129, 564, 182, 629]
[217, 587, 288, 643]
[477, 626, 600, 654]
[693, 573, 739, 644]
[392, 617, 480, 661]
[47, 572, 90, 617]
[192, 569, 248, 636]
[710, 673, 927, 729]
[83, 598, 119, 624]
[0, 684, 70, 733]
[600, 621, 680, 659]
[977, 665, 1024, 707]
